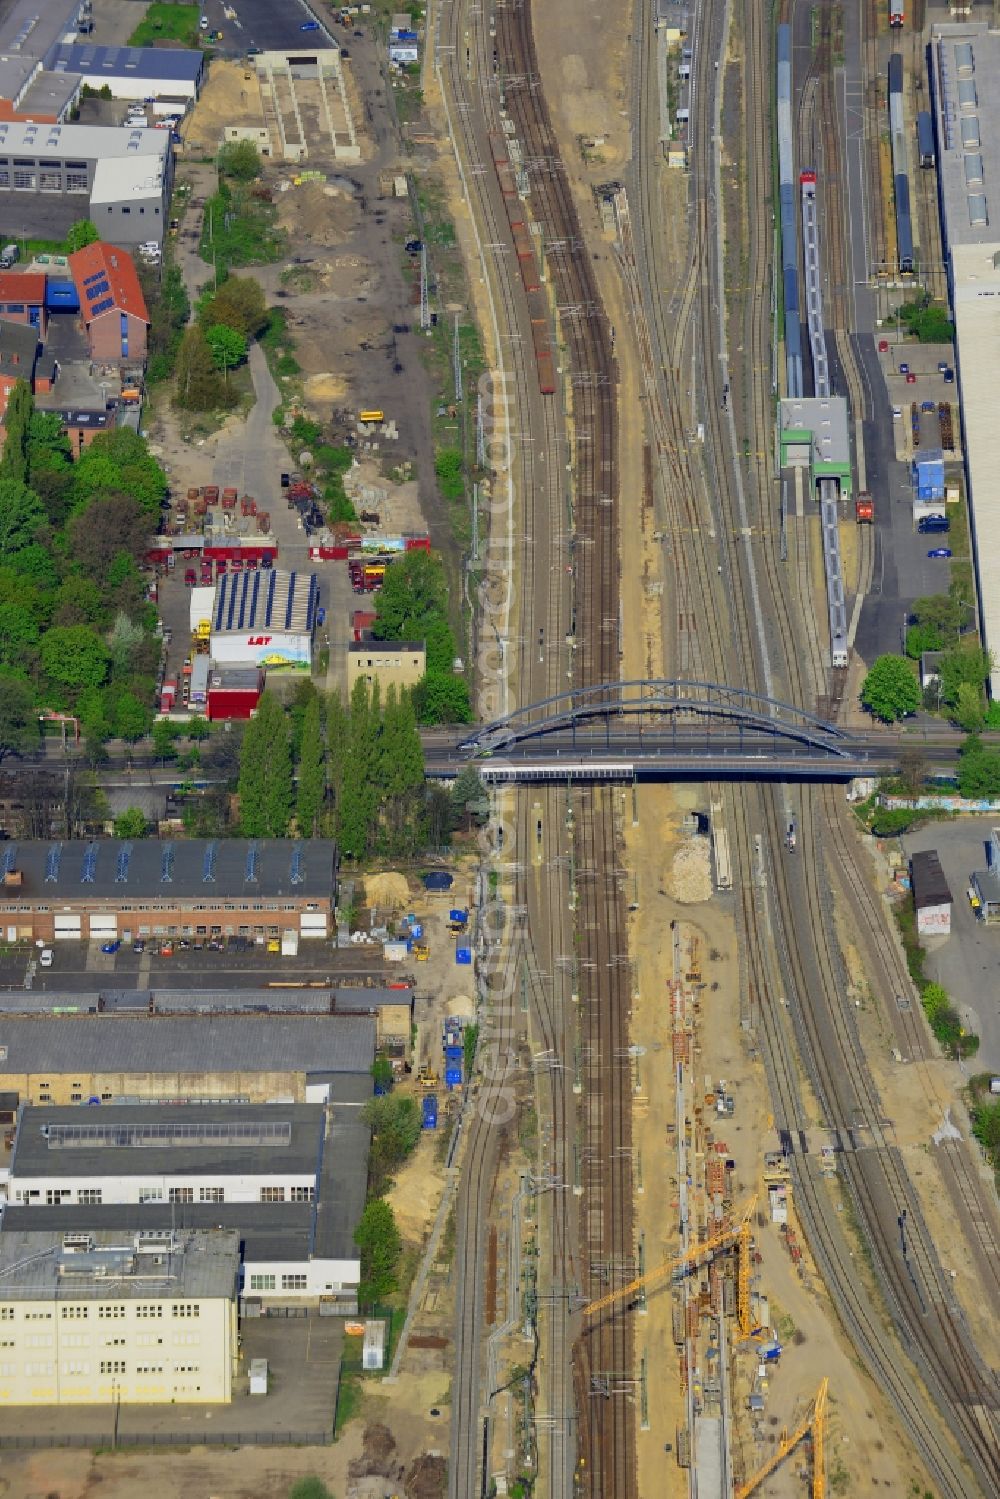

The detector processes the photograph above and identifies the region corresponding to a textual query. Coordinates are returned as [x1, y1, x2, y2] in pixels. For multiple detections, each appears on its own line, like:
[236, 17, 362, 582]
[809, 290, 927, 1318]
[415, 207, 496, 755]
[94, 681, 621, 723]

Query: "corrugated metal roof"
[0, 838, 335, 899]
[0, 1014, 375, 1077]
[911, 849, 952, 909]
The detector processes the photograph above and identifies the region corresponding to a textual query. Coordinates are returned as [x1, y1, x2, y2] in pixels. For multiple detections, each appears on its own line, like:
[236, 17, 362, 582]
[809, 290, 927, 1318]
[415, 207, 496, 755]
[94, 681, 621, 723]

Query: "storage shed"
[363, 1320, 386, 1370]
[911, 849, 952, 936]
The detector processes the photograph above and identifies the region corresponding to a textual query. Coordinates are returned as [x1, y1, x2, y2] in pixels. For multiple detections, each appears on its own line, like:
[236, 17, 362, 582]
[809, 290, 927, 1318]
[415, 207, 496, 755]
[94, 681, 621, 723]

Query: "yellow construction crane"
[583, 1196, 756, 1334]
[735, 1378, 828, 1499]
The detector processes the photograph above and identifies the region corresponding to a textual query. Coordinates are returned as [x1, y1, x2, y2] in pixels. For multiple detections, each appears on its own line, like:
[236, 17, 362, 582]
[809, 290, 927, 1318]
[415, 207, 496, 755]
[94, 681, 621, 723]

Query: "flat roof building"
[347, 640, 427, 695]
[778, 396, 852, 495]
[3, 1098, 370, 1309]
[0, 1013, 375, 1106]
[911, 848, 952, 936]
[0, 1227, 239, 1406]
[0, 120, 172, 249]
[0, 837, 336, 944]
[46, 44, 205, 104]
[0, 0, 82, 111]
[211, 569, 319, 671]
[930, 22, 1000, 696]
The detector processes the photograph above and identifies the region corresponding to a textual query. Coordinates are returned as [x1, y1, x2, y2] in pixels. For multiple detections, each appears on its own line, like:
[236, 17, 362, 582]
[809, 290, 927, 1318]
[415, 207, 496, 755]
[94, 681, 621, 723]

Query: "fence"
[0, 1427, 331, 1450]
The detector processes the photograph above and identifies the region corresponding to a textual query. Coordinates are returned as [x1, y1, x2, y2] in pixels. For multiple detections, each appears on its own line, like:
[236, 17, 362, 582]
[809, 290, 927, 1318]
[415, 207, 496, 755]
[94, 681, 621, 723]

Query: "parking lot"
[202, 0, 337, 57]
[904, 818, 1000, 1070]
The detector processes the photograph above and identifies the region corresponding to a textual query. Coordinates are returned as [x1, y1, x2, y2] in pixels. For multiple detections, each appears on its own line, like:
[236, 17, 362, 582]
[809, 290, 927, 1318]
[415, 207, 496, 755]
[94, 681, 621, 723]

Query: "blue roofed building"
[46, 44, 205, 108]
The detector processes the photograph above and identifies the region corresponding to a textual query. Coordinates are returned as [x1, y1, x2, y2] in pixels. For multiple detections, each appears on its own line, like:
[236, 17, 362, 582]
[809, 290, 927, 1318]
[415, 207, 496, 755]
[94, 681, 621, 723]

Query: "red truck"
[855, 493, 874, 524]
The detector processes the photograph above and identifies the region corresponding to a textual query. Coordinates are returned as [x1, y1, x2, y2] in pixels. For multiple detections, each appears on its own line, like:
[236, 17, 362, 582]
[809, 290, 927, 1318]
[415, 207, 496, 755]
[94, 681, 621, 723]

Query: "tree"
[218, 139, 262, 180]
[71, 430, 167, 518]
[174, 324, 229, 411]
[362, 1094, 422, 1193]
[952, 681, 986, 733]
[338, 678, 379, 858]
[40, 626, 109, 690]
[205, 321, 248, 372]
[238, 693, 292, 836]
[860, 654, 921, 723]
[449, 763, 489, 828]
[938, 644, 991, 713]
[0, 674, 38, 760]
[956, 745, 1000, 797]
[374, 550, 450, 642]
[0, 381, 32, 483]
[203, 275, 268, 338]
[0, 478, 44, 556]
[912, 593, 968, 645]
[0, 601, 40, 669]
[413, 672, 472, 724]
[68, 493, 154, 577]
[114, 691, 150, 743]
[353, 1198, 403, 1303]
[52, 575, 107, 629]
[904, 622, 944, 661]
[108, 612, 148, 676]
[296, 694, 326, 837]
[113, 807, 148, 839]
[64, 219, 99, 253]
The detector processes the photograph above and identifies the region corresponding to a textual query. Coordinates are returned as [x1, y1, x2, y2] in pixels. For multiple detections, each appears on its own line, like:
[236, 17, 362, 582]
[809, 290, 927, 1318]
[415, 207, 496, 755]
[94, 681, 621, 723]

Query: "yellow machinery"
[416, 1067, 439, 1089]
[735, 1378, 828, 1499]
[583, 1197, 756, 1335]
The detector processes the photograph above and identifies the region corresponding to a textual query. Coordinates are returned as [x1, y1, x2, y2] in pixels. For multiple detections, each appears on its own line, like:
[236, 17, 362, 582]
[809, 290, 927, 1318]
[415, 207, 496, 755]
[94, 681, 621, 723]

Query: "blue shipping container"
[456, 947, 472, 964]
[445, 1068, 462, 1088]
[449, 908, 468, 924]
[422, 1096, 438, 1129]
[410, 923, 423, 940]
[445, 1045, 462, 1062]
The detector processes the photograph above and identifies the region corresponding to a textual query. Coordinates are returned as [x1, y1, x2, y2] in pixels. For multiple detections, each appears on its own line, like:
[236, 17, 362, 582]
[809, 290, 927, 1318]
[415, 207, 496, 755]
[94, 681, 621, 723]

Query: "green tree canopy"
[860, 654, 921, 723]
[904, 622, 944, 661]
[113, 807, 148, 839]
[205, 321, 248, 371]
[71, 429, 167, 518]
[238, 692, 292, 835]
[911, 593, 969, 645]
[353, 1198, 403, 1304]
[218, 139, 262, 181]
[414, 671, 472, 725]
[68, 493, 153, 579]
[202, 275, 268, 338]
[64, 219, 99, 253]
[0, 478, 44, 556]
[0, 674, 38, 760]
[296, 693, 326, 837]
[362, 1093, 422, 1194]
[956, 742, 1000, 797]
[0, 601, 40, 669]
[174, 324, 230, 411]
[40, 626, 109, 690]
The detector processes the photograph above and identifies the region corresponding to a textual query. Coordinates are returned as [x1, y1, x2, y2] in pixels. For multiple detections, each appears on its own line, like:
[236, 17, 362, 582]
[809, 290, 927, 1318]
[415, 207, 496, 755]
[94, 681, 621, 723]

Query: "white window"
[169, 1188, 194, 1204]
[61, 1306, 89, 1319]
[259, 1187, 285, 1203]
[62, 1360, 90, 1376]
[281, 1273, 307, 1291]
[199, 1187, 224, 1203]
[171, 1303, 200, 1319]
[249, 1274, 276, 1291]
[98, 1306, 125, 1320]
[135, 1305, 162, 1319]
[290, 1186, 315, 1202]
[25, 1333, 53, 1348]
[100, 1360, 126, 1374]
[24, 1361, 54, 1377]
[78, 1189, 103, 1205]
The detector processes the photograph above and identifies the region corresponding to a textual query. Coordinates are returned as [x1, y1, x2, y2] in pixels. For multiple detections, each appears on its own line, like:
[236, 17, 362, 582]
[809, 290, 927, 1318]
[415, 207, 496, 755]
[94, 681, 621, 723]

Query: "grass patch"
[129, 2, 201, 48]
[891, 895, 927, 988]
[260, 305, 301, 380]
[200, 181, 286, 272]
[332, 1366, 364, 1437]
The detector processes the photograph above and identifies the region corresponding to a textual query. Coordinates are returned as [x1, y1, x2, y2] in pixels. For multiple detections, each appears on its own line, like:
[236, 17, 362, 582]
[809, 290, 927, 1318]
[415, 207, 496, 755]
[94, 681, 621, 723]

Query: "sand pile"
[365, 872, 411, 909]
[667, 839, 712, 904]
[304, 371, 349, 404]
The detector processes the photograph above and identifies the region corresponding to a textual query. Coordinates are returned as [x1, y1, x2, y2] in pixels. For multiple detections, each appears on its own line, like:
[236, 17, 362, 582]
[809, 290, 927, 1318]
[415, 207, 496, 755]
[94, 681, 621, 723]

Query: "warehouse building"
[0, 838, 335, 944]
[0, 121, 172, 247]
[211, 569, 319, 670]
[0, 1012, 375, 1106]
[0, 1227, 239, 1406]
[46, 44, 205, 108]
[911, 848, 952, 936]
[930, 22, 1000, 696]
[3, 1098, 369, 1308]
[0, 0, 83, 113]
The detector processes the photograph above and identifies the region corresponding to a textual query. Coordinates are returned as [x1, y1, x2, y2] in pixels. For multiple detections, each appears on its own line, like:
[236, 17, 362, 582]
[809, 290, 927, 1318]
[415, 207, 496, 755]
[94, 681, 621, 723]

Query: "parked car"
[101, 940, 121, 954]
[892, 405, 902, 420]
[300, 19, 320, 30]
[943, 368, 955, 384]
[200, 15, 209, 29]
[899, 362, 910, 374]
[280, 472, 290, 487]
[905, 372, 917, 385]
[937, 360, 950, 373]
[133, 940, 145, 953]
[39, 949, 53, 967]
[927, 547, 953, 559]
[917, 515, 949, 534]
[184, 568, 196, 585]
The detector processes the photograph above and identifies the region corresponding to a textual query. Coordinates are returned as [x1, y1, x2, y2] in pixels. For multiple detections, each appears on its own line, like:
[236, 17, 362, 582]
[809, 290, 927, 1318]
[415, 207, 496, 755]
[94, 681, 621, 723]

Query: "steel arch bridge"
[457, 680, 860, 759]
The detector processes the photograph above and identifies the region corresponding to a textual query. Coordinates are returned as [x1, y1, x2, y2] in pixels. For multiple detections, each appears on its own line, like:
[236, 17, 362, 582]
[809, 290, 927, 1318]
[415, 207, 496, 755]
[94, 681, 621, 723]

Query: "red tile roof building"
[68, 242, 149, 366]
[0, 272, 47, 338]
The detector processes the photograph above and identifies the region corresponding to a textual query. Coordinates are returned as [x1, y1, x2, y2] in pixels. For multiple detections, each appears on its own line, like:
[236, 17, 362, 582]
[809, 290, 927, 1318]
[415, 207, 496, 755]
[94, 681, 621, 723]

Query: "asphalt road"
[203, 0, 337, 56]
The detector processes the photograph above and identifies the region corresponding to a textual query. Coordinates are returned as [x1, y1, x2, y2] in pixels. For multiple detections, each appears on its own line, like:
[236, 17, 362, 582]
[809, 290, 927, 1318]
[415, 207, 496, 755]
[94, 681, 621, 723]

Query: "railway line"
[626, 0, 999, 1494]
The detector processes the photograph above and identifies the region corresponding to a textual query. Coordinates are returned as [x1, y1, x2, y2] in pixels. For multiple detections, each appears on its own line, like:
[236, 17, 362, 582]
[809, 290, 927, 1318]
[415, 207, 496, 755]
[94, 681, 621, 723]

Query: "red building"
[0, 272, 47, 339]
[68, 242, 149, 367]
[206, 664, 264, 721]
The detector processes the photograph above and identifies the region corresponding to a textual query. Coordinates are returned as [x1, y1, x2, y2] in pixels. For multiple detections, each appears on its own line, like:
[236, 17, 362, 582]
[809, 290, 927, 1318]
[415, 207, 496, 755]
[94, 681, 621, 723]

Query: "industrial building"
[2, 1099, 369, 1308]
[911, 848, 952, 936]
[778, 397, 853, 495]
[0, 270, 47, 334]
[347, 640, 427, 695]
[0, 1227, 239, 1406]
[0, 121, 172, 247]
[0, 0, 84, 114]
[930, 22, 1000, 695]
[0, 1012, 376, 1106]
[971, 827, 1000, 921]
[46, 44, 205, 108]
[210, 569, 320, 670]
[68, 241, 149, 366]
[0, 838, 336, 944]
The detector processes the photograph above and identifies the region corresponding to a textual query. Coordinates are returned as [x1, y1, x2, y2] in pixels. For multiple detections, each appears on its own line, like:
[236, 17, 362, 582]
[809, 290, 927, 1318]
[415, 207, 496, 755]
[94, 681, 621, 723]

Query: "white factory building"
[209, 569, 319, 670]
[0, 1227, 239, 1406]
[46, 44, 205, 107]
[930, 22, 1000, 696]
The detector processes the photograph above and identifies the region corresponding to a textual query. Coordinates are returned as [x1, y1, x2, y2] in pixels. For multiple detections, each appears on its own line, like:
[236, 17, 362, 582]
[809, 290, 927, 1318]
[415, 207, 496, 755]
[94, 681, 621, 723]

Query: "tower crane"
[735, 1378, 828, 1499]
[583, 1196, 757, 1336]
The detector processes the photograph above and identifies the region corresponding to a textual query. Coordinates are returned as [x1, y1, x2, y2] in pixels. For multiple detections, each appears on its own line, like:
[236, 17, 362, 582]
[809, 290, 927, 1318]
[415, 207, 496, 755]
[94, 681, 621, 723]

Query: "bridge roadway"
[421, 726, 948, 780]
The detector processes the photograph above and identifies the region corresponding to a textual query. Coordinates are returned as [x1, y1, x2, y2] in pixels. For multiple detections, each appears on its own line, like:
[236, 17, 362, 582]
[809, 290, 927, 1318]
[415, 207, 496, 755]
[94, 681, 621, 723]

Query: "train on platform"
[490, 132, 556, 395]
[888, 53, 915, 274]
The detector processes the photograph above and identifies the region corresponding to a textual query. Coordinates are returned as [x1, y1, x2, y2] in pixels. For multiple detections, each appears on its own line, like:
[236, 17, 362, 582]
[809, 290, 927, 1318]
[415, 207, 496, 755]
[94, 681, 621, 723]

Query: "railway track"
[493, 3, 632, 1494]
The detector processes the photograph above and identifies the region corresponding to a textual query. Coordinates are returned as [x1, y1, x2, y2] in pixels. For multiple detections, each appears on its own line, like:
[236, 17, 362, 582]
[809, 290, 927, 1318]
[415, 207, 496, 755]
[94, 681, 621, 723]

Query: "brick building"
[0, 838, 336, 944]
[68, 241, 149, 366]
[0, 271, 47, 337]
